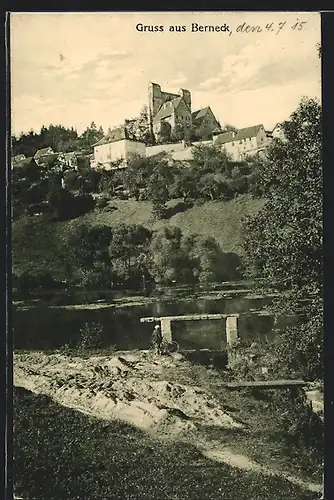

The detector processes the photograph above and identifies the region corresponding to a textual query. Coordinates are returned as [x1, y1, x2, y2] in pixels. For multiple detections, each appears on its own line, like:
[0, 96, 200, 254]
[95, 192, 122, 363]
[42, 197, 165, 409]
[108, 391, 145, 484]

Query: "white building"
[92, 125, 146, 170]
[213, 124, 271, 161]
[271, 123, 286, 141]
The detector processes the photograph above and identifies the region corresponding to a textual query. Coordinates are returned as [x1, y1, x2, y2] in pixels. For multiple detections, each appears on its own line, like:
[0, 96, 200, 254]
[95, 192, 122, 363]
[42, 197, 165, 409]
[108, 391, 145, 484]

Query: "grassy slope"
[78, 195, 265, 254]
[14, 386, 317, 500]
[12, 195, 265, 278]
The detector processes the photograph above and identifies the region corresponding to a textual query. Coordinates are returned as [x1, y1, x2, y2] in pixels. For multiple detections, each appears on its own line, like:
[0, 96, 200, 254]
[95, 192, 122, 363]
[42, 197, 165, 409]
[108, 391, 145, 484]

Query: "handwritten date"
[235, 20, 307, 36]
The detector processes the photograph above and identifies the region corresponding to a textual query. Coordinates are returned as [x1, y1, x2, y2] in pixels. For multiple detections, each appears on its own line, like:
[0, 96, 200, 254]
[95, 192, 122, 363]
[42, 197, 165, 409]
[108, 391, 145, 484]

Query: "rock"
[171, 353, 184, 362]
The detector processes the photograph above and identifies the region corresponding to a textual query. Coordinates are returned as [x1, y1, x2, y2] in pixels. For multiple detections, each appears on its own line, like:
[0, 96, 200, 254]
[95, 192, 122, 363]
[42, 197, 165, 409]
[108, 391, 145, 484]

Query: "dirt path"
[13, 351, 322, 495]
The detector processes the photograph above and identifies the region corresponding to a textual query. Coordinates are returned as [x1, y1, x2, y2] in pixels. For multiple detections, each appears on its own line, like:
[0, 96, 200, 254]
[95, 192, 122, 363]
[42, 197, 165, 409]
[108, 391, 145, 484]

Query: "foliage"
[47, 188, 96, 221]
[79, 121, 104, 150]
[242, 97, 322, 300]
[221, 124, 238, 133]
[267, 390, 323, 459]
[152, 201, 167, 219]
[170, 123, 187, 143]
[265, 315, 323, 381]
[242, 97, 323, 379]
[96, 195, 110, 210]
[66, 224, 113, 275]
[125, 105, 155, 145]
[12, 124, 80, 157]
[108, 224, 152, 288]
[77, 322, 104, 350]
[12, 122, 105, 159]
[149, 227, 242, 285]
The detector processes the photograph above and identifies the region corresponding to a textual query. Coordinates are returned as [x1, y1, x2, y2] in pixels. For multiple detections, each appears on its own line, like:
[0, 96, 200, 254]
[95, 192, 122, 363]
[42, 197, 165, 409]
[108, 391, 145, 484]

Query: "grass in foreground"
[163, 358, 323, 484]
[14, 386, 319, 500]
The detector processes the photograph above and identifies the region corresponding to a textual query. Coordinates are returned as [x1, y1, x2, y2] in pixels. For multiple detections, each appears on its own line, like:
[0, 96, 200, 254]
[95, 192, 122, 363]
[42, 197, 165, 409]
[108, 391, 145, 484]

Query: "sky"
[10, 12, 321, 136]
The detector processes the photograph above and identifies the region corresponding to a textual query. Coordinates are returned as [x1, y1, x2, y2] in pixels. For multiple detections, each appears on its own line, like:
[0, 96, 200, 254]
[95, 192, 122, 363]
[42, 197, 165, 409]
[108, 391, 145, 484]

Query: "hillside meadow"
[13, 195, 265, 280]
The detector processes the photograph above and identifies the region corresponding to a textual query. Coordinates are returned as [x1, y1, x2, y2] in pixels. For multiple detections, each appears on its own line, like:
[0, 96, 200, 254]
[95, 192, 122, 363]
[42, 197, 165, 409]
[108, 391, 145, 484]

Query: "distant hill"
[12, 195, 266, 280]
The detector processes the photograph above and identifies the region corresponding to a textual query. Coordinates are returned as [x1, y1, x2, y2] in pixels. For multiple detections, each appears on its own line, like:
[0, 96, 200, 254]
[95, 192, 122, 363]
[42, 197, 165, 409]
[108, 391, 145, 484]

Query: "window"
[239, 140, 242, 144]
[232, 142, 234, 146]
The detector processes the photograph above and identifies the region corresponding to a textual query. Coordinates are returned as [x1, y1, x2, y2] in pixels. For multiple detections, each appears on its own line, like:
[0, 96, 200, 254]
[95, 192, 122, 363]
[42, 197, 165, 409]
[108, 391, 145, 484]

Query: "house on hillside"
[91, 125, 146, 170]
[11, 154, 26, 169]
[34, 147, 55, 165]
[213, 124, 270, 161]
[35, 153, 59, 168]
[271, 123, 286, 140]
[11, 156, 39, 173]
[192, 106, 220, 139]
[58, 152, 79, 170]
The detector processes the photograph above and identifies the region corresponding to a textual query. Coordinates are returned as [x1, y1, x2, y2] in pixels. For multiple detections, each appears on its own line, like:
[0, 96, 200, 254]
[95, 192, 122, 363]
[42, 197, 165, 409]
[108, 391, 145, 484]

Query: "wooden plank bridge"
[221, 379, 308, 390]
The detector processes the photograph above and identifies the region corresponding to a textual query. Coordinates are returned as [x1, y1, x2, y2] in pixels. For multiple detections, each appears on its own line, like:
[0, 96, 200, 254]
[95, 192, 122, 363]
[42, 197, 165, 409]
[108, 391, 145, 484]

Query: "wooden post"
[226, 316, 238, 345]
[161, 318, 173, 343]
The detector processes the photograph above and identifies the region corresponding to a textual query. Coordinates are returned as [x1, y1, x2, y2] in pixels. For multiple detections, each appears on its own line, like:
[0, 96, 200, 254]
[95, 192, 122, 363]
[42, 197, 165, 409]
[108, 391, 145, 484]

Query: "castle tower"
[148, 82, 162, 134]
[178, 88, 191, 112]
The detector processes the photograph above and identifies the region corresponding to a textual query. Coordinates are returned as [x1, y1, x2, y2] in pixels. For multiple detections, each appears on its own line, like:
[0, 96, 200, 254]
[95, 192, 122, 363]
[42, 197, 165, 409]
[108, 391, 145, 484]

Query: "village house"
[11, 154, 26, 169]
[148, 82, 219, 140]
[91, 124, 146, 170]
[58, 152, 79, 170]
[191, 107, 220, 138]
[213, 124, 270, 161]
[11, 156, 39, 174]
[35, 152, 60, 168]
[271, 123, 286, 140]
[33, 147, 55, 165]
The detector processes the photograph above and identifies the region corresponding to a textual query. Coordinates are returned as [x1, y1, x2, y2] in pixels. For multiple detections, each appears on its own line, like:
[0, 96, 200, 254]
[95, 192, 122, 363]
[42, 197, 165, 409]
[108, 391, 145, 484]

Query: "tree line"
[12, 106, 240, 159]
[12, 139, 264, 222]
[13, 222, 242, 294]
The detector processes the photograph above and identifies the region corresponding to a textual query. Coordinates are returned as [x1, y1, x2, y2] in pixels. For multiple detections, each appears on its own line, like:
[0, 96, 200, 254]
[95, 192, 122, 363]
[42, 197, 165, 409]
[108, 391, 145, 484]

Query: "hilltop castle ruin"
[148, 82, 221, 140]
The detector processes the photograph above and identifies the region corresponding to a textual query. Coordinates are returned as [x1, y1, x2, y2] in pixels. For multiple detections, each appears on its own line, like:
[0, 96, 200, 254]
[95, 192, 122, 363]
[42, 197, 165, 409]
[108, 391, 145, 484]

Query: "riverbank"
[14, 350, 323, 499]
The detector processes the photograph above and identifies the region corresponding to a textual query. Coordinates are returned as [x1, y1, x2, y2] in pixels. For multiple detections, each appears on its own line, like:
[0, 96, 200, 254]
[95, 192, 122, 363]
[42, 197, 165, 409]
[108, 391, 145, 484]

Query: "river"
[12, 282, 297, 351]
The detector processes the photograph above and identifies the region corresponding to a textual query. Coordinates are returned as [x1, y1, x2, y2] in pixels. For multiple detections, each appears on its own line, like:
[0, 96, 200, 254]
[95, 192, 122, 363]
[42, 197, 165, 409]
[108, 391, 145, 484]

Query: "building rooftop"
[34, 147, 54, 159]
[153, 97, 184, 123]
[93, 126, 130, 147]
[215, 124, 264, 145]
[192, 107, 211, 122]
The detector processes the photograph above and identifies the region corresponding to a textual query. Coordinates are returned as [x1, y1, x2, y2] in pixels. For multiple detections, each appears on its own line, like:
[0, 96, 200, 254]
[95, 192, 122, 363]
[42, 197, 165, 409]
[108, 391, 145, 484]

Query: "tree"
[108, 224, 152, 287]
[221, 124, 238, 133]
[146, 159, 175, 218]
[79, 122, 104, 149]
[196, 122, 214, 140]
[242, 97, 322, 379]
[125, 106, 155, 145]
[170, 123, 185, 143]
[191, 143, 232, 176]
[66, 224, 113, 284]
[149, 227, 194, 284]
[171, 166, 199, 203]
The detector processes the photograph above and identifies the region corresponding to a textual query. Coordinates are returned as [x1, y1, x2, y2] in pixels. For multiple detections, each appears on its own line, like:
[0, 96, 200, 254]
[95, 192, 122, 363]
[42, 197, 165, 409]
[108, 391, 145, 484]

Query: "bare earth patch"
[14, 350, 322, 494]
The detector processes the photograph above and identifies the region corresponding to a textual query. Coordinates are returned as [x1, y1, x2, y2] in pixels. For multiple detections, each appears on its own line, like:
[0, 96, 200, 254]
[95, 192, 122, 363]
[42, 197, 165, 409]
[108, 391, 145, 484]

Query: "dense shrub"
[96, 195, 110, 210]
[264, 315, 323, 381]
[77, 322, 104, 350]
[152, 201, 167, 219]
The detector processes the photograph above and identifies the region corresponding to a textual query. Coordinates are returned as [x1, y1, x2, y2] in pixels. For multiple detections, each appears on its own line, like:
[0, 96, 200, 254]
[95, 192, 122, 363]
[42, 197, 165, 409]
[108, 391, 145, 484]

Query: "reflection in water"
[13, 294, 297, 351]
